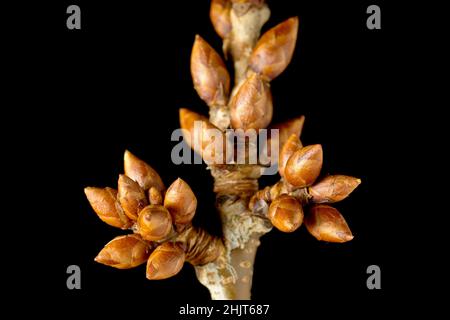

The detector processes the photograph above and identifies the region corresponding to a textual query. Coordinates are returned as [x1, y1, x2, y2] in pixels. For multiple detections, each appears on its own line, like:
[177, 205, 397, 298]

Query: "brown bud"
[210, 0, 232, 39]
[95, 234, 150, 269]
[263, 116, 304, 164]
[278, 134, 302, 178]
[123, 150, 165, 192]
[164, 178, 197, 227]
[305, 204, 353, 243]
[249, 17, 299, 81]
[146, 242, 185, 280]
[118, 174, 148, 220]
[179, 108, 228, 164]
[272, 115, 305, 148]
[309, 175, 361, 203]
[230, 72, 273, 130]
[268, 194, 303, 232]
[191, 35, 230, 107]
[149, 187, 163, 205]
[137, 205, 173, 241]
[84, 187, 132, 229]
[284, 144, 323, 188]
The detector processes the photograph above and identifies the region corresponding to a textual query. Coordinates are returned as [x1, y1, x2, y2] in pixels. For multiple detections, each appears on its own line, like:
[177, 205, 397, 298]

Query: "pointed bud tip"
[123, 150, 164, 192]
[310, 144, 322, 152]
[285, 144, 323, 188]
[282, 16, 299, 31]
[341, 233, 354, 242]
[94, 253, 110, 265]
[179, 108, 200, 120]
[123, 150, 133, 161]
[309, 175, 361, 203]
[194, 34, 205, 43]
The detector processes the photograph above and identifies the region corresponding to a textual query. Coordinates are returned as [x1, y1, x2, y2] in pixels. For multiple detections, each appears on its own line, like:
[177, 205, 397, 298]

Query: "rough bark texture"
[195, 167, 272, 299]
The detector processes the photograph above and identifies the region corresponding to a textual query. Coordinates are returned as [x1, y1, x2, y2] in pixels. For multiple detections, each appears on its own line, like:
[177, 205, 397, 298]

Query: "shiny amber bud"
[95, 234, 150, 269]
[262, 115, 304, 164]
[305, 204, 353, 243]
[309, 175, 361, 203]
[210, 0, 232, 39]
[124, 150, 165, 192]
[284, 144, 323, 188]
[164, 178, 197, 226]
[84, 187, 132, 229]
[271, 115, 305, 148]
[230, 72, 273, 130]
[249, 17, 299, 81]
[146, 242, 185, 280]
[278, 134, 302, 178]
[137, 205, 173, 241]
[268, 194, 303, 232]
[179, 108, 228, 165]
[118, 174, 148, 220]
[191, 35, 230, 107]
[149, 187, 163, 205]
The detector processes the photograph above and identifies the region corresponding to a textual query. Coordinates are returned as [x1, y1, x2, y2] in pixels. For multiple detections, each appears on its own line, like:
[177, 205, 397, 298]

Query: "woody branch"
[84, 0, 361, 301]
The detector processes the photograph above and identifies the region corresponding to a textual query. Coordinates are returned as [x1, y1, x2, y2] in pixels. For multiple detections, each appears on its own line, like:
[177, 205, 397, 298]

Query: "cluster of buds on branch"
[85, 151, 223, 280]
[84, 0, 361, 300]
[249, 133, 360, 241]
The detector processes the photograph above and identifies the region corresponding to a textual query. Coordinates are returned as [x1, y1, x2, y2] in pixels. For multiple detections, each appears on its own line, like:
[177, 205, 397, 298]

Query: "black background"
[10, 0, 407, 317]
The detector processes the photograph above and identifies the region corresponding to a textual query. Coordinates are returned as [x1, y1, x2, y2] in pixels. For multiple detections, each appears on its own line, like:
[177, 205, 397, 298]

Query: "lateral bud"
[278, 134, 303, 178]
[230, 72, 273, 130]
[164, 178, 197, 229]
[191, 35, 230, 107]
[249, 17, 299, 81]
[271, 116, 305, 148]
[118, 174, 148, 220]
[124, 150, 165, 192]
[210, 0, 232, 39]
[179, 108, 228, 165]
[137, 205, 173, 241]
[149, 187, 163, 205]
[264, 116, 305, 163]
[95, 234, 151, 269]
[309, 175, 361, 203]
[84, 187, 132, 229]
[284, 144, 323, 188]
[305, 204, 353, 243]
[146, 242, 185, 280]
[268, 194, 304, 232]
